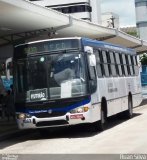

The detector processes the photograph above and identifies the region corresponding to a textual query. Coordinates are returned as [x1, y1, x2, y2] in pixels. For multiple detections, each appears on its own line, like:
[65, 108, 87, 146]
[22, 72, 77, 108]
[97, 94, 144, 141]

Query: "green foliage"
[127, 31, 138, 37]
[140, 54, 147, 65]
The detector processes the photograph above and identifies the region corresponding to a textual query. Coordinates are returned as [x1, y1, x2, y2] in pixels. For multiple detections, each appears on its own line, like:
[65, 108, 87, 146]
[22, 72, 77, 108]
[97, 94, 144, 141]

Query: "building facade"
[29, 0, 101, 24]
[135, 0, 147, 40]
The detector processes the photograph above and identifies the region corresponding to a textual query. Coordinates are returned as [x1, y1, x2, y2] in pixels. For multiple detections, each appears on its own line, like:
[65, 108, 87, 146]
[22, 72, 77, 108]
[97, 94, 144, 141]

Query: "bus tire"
[124, 95, 133, 119]
[92, 102, 107, 132]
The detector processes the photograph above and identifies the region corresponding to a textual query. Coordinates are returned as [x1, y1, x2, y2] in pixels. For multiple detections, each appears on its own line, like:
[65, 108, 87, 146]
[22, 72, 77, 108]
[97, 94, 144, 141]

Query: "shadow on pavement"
[140, 98, 147, 106]
[0, 111, 142, 150]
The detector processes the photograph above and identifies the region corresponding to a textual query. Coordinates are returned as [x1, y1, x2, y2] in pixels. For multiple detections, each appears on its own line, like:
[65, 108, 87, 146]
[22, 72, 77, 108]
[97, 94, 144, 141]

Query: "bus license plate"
[70, 114, 83, 119]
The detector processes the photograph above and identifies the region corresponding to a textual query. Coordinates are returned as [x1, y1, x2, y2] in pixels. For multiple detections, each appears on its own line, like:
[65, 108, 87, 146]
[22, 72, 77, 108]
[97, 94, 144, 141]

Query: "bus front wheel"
[92, 108, 106, 132]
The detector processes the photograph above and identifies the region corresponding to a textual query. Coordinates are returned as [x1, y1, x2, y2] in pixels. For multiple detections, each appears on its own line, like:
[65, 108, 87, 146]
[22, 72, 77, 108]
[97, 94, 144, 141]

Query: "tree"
[140, 53, 147, 65]
[127, 31, 138, 37]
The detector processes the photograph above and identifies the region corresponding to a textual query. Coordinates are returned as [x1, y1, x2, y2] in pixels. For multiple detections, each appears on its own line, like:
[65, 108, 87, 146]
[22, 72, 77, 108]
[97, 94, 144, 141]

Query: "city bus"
[13, 37, 142, 132]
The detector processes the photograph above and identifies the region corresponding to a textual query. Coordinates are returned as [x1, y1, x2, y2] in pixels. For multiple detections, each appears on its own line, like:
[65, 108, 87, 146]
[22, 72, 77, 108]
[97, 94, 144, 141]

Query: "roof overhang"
[102, 30, 147, 54]
[0, 0, 147, 54]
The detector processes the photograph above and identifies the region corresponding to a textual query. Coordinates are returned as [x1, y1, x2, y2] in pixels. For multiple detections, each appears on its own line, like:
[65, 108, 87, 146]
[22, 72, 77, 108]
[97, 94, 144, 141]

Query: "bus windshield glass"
[14, 52, 87, 102]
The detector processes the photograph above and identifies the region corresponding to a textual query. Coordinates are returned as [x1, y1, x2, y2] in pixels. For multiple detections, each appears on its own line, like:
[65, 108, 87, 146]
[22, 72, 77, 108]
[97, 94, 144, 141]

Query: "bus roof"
[14, 37, 82, 47]
[15, 37, 136, 55]
[81, 38, 136, 55]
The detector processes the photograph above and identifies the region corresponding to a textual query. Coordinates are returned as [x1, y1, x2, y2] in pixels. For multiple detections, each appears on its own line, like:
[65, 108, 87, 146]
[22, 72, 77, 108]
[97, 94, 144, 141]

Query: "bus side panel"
[90, 103, 101, 122]
[90, 80, 101, 122]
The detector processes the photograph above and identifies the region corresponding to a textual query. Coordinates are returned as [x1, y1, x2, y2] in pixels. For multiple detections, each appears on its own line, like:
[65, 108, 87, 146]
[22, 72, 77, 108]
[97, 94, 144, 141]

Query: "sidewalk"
[0, 117, 19, 141]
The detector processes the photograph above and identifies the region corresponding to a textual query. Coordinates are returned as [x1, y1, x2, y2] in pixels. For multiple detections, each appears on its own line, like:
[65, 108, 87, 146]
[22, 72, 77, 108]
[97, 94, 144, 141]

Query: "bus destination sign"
[23, 39, 79, 54]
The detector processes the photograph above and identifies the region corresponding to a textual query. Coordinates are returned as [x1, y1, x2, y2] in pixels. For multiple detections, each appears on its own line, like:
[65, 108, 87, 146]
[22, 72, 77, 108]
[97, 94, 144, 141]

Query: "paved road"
[0, 105, 147, 154]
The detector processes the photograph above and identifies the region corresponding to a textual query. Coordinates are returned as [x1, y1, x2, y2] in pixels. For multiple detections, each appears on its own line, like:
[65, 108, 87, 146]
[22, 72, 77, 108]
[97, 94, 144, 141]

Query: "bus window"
[122, 54, 128, 76]
[115, 53, 122, 76]
[128, 55, 133, 75]
[94, 50, 103, 77]
[109, 52, 117, 76]
[130, 55, 135, 75]
[119, 54, 125, 76]
[125, 55, 131, 75]
[102, 51, 110, 77]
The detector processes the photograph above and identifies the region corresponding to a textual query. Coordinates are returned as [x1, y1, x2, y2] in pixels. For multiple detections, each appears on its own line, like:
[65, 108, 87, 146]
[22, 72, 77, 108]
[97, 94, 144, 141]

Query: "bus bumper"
[16, 112, 94, 129]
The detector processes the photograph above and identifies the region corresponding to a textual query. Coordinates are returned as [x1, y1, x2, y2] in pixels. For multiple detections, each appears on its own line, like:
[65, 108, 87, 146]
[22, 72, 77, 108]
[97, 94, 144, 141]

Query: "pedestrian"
[5, 90, 15, 121]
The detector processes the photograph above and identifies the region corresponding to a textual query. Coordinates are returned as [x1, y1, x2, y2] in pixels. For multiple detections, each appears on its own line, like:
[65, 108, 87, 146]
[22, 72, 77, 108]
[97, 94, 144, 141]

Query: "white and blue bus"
[13, 37, 142, 131]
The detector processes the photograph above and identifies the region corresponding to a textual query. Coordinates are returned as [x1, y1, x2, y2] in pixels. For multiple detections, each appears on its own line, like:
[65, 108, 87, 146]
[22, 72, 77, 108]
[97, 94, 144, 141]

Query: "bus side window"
[102, 50, 110, 77]
[115, 53, 122, 76]
[130, 55, 135, 75]
[133, 56, 139, 76]
[87, 50, 97, 80]
[114, 52, 120, 76]
[128, 55, 134, 75]
[119, 54, 125, 76]
[125, 55, 131, 76]
[94, 49, 103, 77]
[87, 51, 97, 93]
[121, 54, 128, 76]
[109, 51, 117, 77]
[106, 51, 112, 76]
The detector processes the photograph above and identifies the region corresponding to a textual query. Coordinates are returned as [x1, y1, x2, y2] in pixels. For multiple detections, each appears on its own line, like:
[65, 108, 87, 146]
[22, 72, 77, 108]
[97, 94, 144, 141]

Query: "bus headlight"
[70, 106, 89, 113]
[17, 113, 31, 119]
[18, 113, 25, 119]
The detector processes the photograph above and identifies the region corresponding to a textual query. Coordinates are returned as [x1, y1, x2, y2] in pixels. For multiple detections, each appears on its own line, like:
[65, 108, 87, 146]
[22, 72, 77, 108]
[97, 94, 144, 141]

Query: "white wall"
[135, 0, 147, 40]
[32, 0, 89, 6]
[90, 0, 101, 24]
[137, 23, 147, 40]
[70, 12, 91, 20]
[30, 0, 101, 24]
[135, 1, 147, 22]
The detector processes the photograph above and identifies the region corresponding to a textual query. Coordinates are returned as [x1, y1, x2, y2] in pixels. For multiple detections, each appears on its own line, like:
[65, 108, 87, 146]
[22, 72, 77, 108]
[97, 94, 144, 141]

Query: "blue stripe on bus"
[82, 38, 136, 55]
[16, 97, 91, 114]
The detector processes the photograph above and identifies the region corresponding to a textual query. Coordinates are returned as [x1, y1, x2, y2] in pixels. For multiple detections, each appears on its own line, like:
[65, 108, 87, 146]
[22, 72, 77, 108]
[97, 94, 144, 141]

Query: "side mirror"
[89, 54, 96, 67]
[84, 46, 96, 67]
[84, 46, 93, 54]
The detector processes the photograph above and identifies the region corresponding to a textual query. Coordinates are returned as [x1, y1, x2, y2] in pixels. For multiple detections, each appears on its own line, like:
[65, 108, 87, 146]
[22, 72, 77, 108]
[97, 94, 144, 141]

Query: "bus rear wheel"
[124, 96, 133, 119]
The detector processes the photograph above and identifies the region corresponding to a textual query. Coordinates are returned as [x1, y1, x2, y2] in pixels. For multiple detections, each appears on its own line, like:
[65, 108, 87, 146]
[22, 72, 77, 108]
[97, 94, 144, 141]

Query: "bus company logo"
[30, 92, 46, 100]
[48, 109, 52, 114]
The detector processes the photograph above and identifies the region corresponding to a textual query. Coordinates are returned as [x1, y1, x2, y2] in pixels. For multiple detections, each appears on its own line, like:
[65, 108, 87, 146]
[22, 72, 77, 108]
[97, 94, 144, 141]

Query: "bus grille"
[36, 120, 69, 127]
[34, 111, 66, 118]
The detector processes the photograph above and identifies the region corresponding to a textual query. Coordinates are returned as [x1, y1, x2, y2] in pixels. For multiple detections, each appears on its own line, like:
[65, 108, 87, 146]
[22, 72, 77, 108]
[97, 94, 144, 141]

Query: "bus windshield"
[14, 52, 87, 102]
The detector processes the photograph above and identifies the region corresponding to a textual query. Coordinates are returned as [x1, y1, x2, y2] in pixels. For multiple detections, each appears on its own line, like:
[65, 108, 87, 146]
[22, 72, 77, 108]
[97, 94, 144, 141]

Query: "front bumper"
[17, 112, 92, 129]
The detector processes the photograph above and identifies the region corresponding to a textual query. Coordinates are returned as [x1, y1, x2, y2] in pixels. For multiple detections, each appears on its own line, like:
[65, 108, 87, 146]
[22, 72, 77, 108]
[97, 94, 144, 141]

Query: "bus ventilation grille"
[36, 120, 69, 127]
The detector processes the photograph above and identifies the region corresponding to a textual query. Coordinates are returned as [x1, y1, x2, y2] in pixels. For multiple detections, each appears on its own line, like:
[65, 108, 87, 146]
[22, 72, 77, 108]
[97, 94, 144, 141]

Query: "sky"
[101, 0, 136, 27]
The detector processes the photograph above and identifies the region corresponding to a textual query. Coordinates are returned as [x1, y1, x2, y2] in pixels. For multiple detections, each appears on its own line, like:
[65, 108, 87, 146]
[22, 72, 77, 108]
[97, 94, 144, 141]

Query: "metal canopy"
[0, 0, 147, 54]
